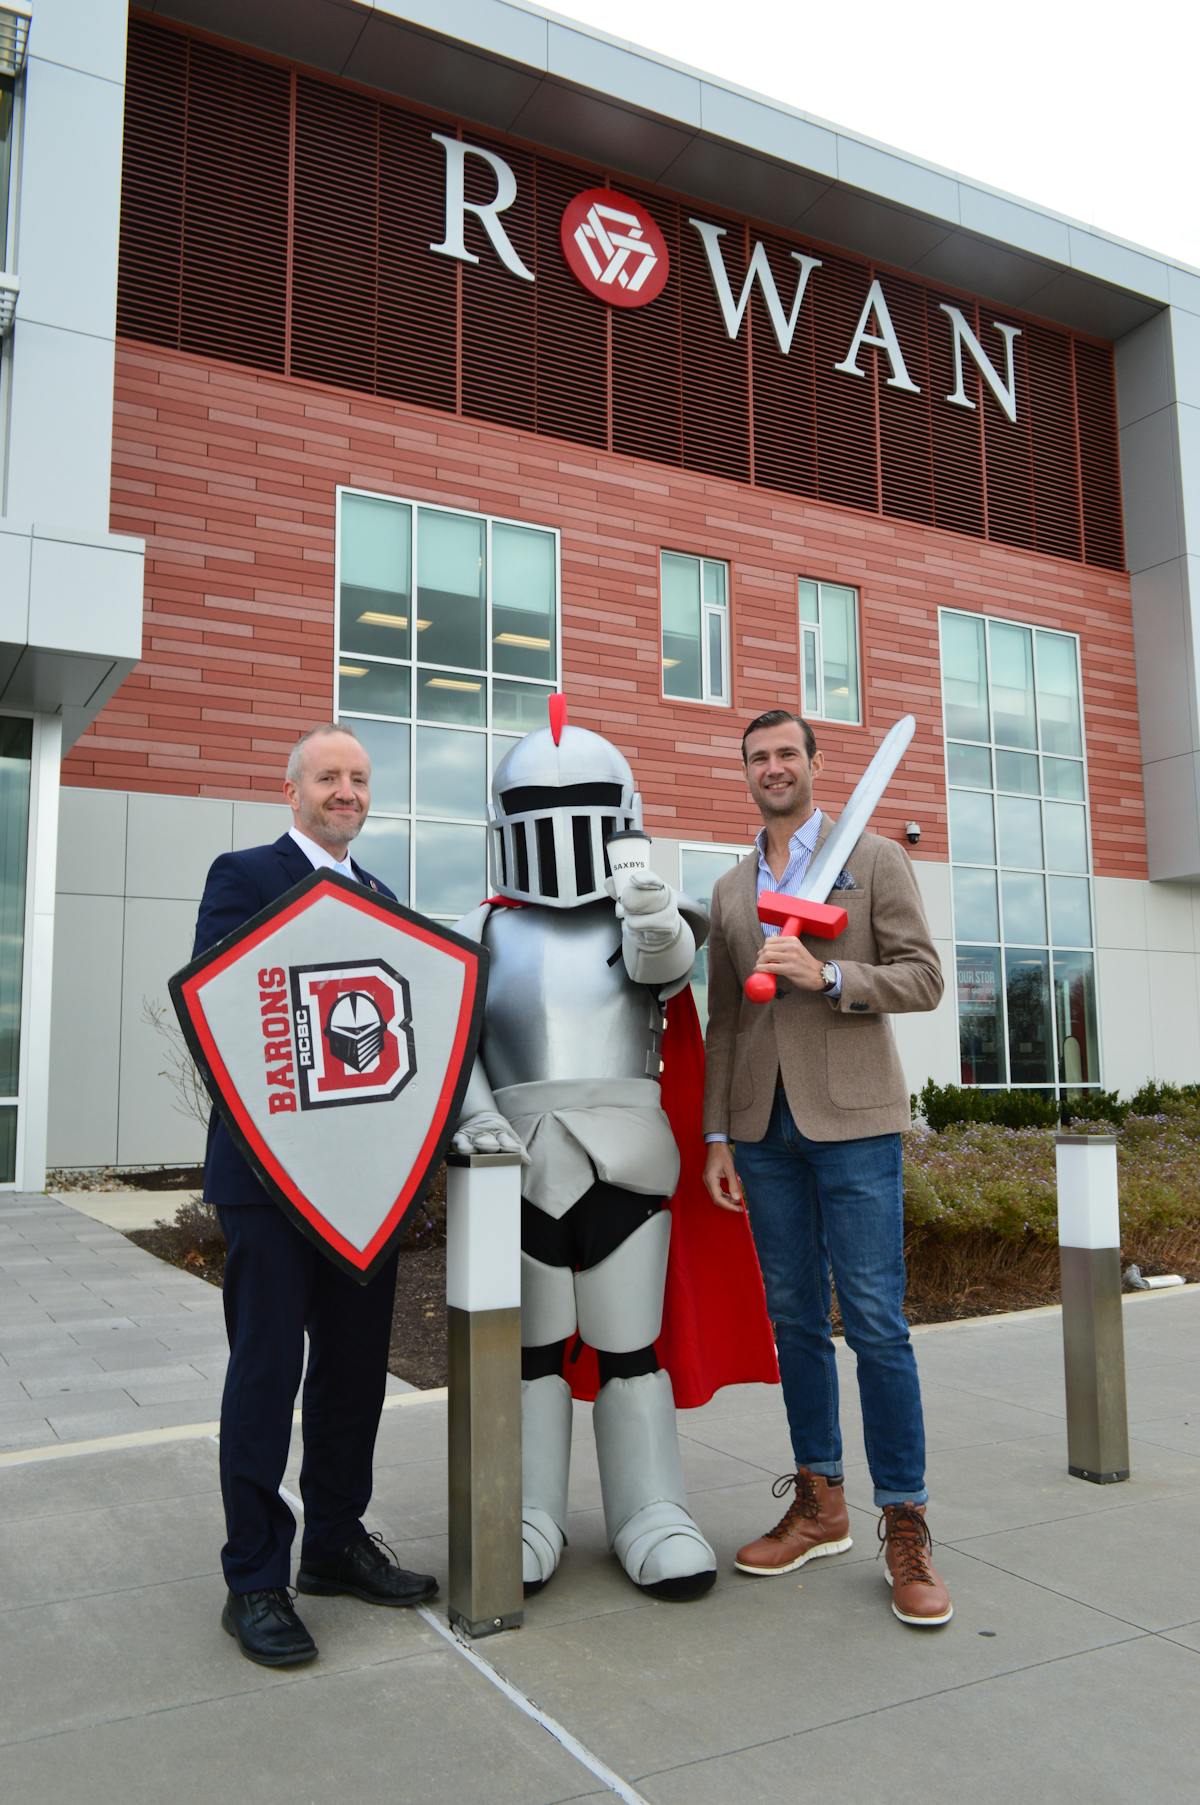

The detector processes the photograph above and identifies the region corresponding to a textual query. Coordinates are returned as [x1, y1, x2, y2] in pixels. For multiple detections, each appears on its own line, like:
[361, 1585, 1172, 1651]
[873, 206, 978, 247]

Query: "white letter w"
[688, 219, 821, 355]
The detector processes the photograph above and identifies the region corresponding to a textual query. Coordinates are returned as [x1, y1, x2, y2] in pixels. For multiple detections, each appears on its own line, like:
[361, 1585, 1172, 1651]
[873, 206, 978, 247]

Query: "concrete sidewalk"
[0, 1192, 411, 1454]
[1, 1191, 1198, 1804]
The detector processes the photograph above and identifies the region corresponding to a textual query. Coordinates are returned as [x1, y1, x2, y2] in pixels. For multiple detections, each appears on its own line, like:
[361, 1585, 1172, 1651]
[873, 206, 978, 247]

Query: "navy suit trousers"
[216, 1204, 399, 1592]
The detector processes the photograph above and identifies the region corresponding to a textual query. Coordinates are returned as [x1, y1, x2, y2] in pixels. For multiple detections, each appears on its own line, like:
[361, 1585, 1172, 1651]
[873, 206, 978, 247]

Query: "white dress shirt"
[288, 825, 358, 880]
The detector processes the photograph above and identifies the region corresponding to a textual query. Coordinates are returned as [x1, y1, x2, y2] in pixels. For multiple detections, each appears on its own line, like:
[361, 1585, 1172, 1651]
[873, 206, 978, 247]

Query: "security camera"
[905, 821, 921, 845]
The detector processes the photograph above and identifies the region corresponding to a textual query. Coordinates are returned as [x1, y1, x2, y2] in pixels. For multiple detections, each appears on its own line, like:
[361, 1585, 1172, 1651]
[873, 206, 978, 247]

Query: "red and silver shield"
[170, 871, 487, 1283]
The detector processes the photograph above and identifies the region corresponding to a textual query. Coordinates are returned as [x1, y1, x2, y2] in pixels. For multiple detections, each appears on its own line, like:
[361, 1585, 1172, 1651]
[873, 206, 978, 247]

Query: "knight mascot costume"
[452, 696, 776, 1600]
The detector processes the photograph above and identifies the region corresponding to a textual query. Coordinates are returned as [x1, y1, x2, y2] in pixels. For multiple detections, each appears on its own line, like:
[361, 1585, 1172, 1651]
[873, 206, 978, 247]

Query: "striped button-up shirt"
[704, 809, 841, 1144]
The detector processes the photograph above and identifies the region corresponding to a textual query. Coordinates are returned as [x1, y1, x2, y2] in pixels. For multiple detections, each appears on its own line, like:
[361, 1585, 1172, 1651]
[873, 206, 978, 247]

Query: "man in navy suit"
[195, 722, 436, 1668]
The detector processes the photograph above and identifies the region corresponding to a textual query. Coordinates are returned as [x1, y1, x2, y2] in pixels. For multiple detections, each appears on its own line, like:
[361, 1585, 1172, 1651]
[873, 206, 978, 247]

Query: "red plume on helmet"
[548, 693, 567, 746]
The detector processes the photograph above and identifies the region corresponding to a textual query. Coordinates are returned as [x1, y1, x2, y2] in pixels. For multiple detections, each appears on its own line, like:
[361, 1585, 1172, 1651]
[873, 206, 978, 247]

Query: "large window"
[336, 491, 559, 920]
[940, 611, 1098, 1094]
[799, 579, 860, 724]
[661, 553, 729, 705]
[680, 843, 744, 1026]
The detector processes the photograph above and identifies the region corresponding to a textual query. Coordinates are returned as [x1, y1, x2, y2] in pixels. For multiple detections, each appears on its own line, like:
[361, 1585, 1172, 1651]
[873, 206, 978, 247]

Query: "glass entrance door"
[0, 718, 32, 1182]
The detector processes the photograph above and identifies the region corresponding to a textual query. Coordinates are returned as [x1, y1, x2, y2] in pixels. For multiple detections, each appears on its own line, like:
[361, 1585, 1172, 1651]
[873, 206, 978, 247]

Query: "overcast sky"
[550, 0, 1200, 272]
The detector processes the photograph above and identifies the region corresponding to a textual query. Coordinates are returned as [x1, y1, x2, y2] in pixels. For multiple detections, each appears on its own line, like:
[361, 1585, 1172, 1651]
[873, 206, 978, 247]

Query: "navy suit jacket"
[192, 833, 396, 1208]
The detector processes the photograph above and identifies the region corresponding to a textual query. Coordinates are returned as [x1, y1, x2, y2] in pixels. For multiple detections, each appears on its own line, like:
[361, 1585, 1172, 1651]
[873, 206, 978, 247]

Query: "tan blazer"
[703, 817, 943, 1144]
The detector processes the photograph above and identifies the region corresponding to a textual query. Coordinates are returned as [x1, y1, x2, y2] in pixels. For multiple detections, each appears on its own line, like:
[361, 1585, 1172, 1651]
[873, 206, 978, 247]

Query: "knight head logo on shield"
[288, 961, 415, 1109]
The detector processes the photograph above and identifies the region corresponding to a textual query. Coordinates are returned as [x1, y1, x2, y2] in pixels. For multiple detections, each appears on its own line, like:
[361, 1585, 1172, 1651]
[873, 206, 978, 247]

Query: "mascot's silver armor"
[453, 697, 717, 1599]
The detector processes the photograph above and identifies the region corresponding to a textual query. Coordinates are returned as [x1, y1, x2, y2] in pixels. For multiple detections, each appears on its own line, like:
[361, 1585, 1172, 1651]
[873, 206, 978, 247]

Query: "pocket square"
[831, 869, 857, 891]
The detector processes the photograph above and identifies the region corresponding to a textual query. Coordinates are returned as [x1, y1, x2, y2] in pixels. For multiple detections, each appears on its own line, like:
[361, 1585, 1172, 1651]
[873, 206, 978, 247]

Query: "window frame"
[334, 486, 563, 918]
[798, 577, 862, 726]
[679, 839, 749, 1027]
[940, 608, 1101, 1095]
[659, 550, 731, 708]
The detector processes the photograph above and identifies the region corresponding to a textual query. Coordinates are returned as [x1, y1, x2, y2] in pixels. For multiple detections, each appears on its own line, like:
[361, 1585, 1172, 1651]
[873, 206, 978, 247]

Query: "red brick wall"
[68, 340, 1145, 879]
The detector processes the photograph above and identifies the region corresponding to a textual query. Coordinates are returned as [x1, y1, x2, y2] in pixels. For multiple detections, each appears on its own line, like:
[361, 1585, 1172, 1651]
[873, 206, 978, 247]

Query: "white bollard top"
[1055, 1133, 1120, 1250]
[445, 1157, 522, 1311]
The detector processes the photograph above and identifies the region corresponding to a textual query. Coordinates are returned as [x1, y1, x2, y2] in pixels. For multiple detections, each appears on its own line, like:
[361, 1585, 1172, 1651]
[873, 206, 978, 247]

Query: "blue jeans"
[734, 1089, 927, 1507]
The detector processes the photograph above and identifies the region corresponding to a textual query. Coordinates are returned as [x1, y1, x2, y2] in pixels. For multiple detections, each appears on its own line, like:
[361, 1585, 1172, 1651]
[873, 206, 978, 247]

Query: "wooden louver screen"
[117, 19, 1125, 572]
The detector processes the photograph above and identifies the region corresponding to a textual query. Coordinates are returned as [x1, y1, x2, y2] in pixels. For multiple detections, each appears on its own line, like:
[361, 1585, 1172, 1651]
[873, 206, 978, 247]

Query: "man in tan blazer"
[703, 708, 952, 1627]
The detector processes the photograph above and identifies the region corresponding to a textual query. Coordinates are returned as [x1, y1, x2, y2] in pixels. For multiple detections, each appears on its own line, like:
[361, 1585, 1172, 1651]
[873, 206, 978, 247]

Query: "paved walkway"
[1, 1190, 1198, 1803]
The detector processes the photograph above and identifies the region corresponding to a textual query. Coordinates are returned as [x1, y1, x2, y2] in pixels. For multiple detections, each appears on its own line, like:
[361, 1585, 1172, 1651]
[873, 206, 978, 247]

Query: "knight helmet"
[488, 695, 643, 907]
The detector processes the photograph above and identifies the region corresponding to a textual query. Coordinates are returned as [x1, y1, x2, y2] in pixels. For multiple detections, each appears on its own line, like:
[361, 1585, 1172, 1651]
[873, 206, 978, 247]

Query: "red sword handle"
[745, 915, 804, 1002]
[744, 897, 849, 1004]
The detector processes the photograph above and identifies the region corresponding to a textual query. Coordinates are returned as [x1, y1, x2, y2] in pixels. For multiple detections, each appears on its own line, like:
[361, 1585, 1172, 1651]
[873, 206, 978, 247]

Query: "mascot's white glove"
[605, 872, 695, 986]
[605, 871, 682, 950]
[451, 1111, 530, 1164]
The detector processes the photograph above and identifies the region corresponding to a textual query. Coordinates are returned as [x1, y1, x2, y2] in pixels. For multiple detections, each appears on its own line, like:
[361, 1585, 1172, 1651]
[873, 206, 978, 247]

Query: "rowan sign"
[171, 872, 487, 1283]
[430, 136, 1023, 424]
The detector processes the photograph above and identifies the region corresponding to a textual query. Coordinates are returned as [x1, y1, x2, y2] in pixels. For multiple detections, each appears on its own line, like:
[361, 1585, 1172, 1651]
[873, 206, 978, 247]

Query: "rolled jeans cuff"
[802, 1460, 844, 1480]
[874, 1484, 929, 1508]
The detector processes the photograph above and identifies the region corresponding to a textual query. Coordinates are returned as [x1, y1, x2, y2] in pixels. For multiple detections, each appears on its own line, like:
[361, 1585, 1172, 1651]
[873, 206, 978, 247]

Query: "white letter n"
[939, 305, 1021, 423]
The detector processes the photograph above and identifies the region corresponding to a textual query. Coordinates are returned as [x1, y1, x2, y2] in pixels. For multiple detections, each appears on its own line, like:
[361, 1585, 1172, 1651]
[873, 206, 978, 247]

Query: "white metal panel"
[1116, 311, 1174, 431]
[1119, 409, 1184, 576]
[1147, 949, 1200, 1080]
[1142, 753, 1200, 884]
[125, 793, 234, 904]
[15, 55, 124, 340]
[116, 896, 208, 1167]
[27, 531, 143, 662]
[6, 321, 116, 530]
[55, 786, 128, 898]
[1129, 557, 1196, 767]
[1092, 877, 1147, 951]
[46, 891, 123, 1167]
[0, 525, 31, 644]
[28, 0, 129, 85]
[1095, 947, 1154, 1098]
[1144, 879, 1197, 954]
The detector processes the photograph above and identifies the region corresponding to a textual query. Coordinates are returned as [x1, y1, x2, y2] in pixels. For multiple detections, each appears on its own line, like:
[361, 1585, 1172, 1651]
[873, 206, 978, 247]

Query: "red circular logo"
[559, 188, 670, 309]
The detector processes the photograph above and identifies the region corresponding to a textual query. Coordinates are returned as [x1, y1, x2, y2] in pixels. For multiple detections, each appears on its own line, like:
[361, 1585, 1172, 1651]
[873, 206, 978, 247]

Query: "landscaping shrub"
[904, 1105, 1200, 1251]
[916, 1079, 1059, 1132]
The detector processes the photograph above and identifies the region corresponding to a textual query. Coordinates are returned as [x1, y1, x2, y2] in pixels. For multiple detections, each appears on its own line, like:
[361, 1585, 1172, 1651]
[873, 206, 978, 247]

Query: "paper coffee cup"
[606, 829, 651, 897]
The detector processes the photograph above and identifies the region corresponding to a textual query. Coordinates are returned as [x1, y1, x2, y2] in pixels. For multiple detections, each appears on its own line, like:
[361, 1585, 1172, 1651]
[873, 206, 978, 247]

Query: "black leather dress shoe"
[297, 1532, 438, 1607]
[221, 1588, 318, 1667]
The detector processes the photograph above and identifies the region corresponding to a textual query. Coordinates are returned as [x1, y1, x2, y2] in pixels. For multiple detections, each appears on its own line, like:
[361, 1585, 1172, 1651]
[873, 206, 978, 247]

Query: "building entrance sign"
[430, 133, 1022, 422]
[170, 871, 487, 1282]
[559, 187, 670, 307]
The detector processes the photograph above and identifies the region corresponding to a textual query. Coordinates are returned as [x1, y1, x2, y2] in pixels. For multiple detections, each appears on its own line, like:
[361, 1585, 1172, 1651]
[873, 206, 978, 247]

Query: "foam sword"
[745, 713, 917, 1003]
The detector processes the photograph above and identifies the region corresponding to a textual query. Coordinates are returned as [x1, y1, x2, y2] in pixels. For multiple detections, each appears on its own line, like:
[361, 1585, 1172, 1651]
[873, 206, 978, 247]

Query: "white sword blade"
[799, 715, 916, 903]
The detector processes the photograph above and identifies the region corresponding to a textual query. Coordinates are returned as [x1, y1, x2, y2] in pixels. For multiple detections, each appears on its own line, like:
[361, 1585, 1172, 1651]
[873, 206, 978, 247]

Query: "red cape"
[565, 985, 779, 1406]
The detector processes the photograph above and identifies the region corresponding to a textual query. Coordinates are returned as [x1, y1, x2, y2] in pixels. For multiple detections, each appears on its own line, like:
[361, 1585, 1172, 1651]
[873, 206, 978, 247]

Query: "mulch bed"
[104, 1151, 1198, 1392]
[121, 1184, 1198, 1392]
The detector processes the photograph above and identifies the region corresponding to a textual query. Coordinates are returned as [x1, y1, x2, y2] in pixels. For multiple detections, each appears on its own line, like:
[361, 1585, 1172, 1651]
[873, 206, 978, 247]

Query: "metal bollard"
[445, 1150, 524, 1636]
[1055, 1132, 1130, 1484]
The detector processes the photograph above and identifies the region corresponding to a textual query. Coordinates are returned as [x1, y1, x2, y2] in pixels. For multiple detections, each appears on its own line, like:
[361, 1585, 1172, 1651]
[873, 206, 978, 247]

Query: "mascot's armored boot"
[579, 1213, 716, 1599]
[452, 695, 718, 1600]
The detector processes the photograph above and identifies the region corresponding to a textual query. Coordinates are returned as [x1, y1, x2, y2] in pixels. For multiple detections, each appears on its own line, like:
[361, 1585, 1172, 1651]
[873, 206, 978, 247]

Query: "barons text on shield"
[256, 958, 416, 1113]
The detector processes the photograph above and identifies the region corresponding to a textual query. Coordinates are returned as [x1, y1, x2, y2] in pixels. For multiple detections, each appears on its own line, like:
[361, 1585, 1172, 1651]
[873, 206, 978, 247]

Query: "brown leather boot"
[878, 1504, 953, 1626]
[734, 1469, 853, 1576]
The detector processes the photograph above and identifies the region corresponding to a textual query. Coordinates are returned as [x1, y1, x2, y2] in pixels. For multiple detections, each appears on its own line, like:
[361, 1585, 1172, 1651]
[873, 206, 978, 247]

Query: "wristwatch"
[819, 961, 839, 992]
